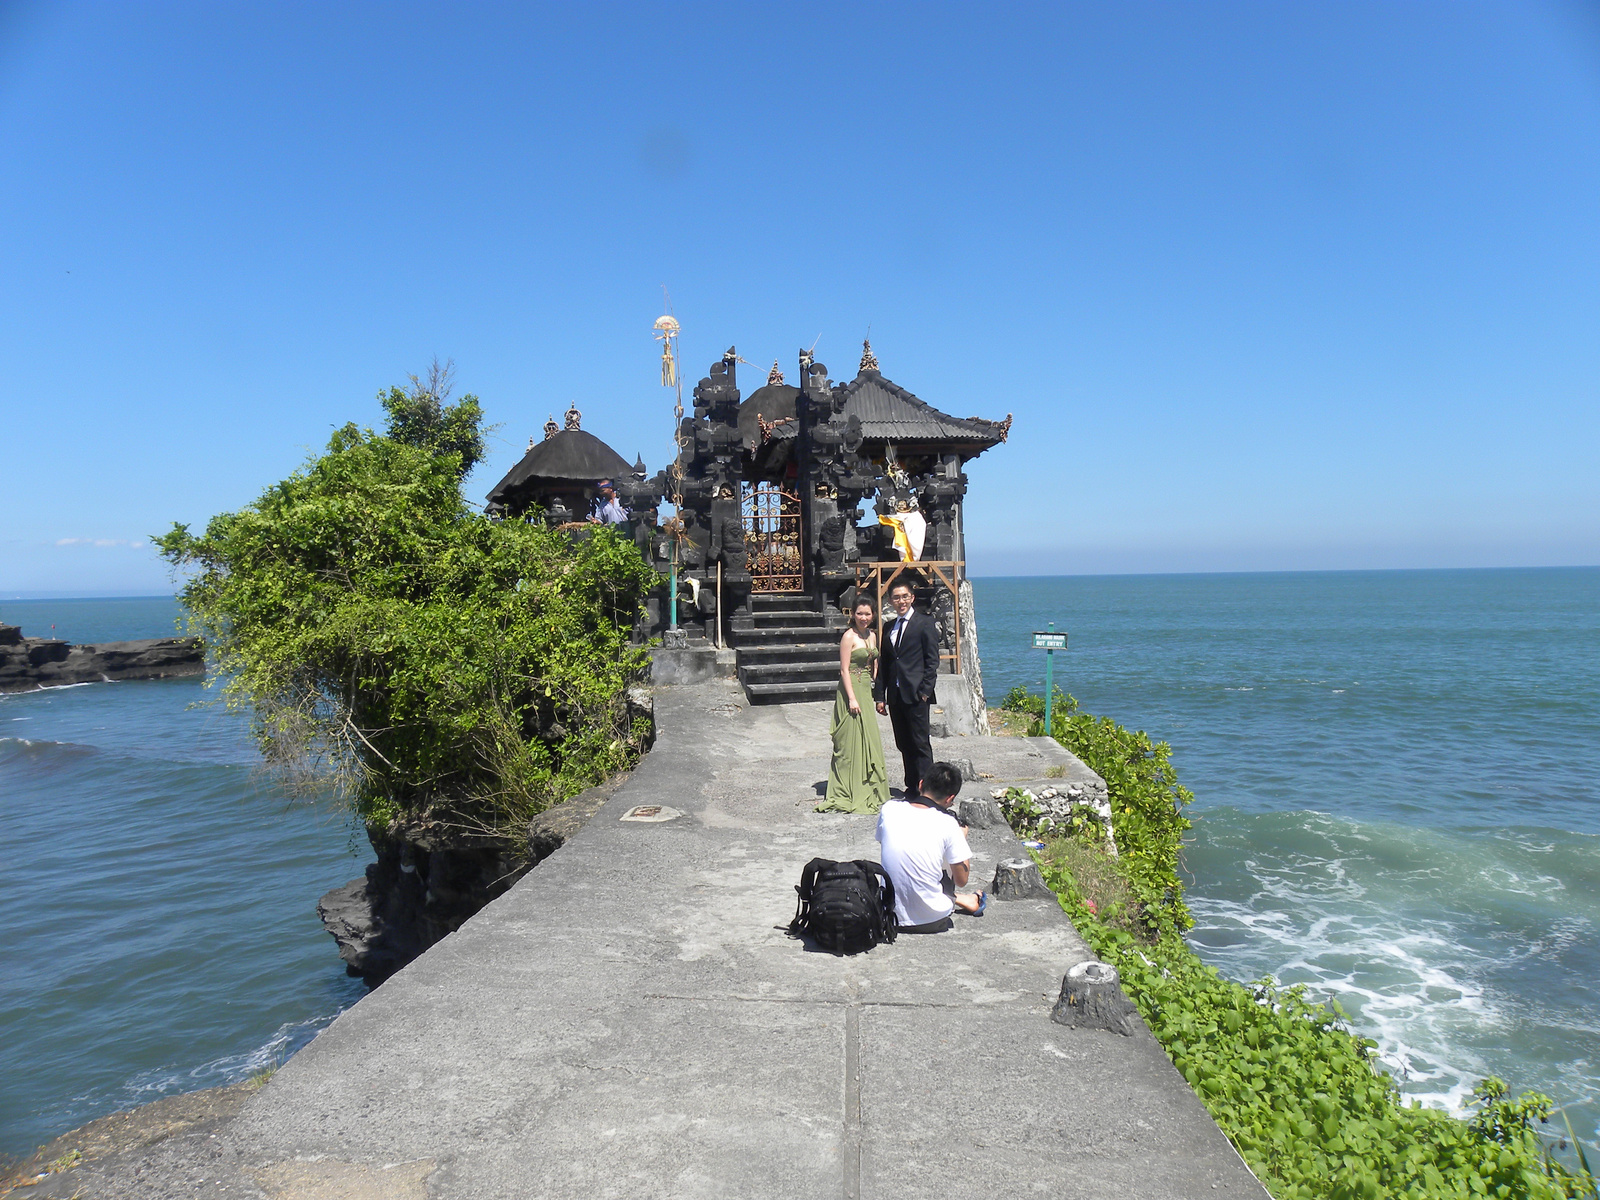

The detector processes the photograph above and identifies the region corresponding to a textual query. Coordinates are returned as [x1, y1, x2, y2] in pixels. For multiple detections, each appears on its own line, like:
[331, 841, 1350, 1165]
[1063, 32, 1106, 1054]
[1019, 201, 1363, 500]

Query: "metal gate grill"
[742, 485, 803, 592]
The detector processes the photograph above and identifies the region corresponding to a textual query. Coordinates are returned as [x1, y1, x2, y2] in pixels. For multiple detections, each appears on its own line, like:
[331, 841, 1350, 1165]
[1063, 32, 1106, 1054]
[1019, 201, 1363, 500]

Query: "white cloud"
[54, 538, 148, 549]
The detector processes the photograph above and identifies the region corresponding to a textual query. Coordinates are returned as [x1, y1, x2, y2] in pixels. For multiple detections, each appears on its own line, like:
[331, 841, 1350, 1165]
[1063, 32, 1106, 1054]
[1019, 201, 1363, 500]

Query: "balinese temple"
[484, 404, 644, 524]
[488, 341, 1010, 719]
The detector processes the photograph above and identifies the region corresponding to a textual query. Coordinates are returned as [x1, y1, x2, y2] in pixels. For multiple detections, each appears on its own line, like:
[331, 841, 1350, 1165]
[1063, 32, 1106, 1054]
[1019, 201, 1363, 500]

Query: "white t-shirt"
[875, 799, 972, 927]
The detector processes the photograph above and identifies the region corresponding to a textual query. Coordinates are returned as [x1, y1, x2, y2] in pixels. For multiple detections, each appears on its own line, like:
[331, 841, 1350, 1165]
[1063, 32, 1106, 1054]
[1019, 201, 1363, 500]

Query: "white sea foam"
[117, 1010, 348, 1101]
[1184, 813, 1550, 1118]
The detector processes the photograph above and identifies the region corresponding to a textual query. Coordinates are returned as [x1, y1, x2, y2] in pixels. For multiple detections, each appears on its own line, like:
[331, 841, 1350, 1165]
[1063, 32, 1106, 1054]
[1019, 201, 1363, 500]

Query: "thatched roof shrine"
[485, 404, 637, 518]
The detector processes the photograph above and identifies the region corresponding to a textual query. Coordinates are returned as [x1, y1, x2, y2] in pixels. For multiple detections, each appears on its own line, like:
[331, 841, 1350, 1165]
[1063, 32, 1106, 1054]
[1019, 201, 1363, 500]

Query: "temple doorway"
[741, 483, 804, 593]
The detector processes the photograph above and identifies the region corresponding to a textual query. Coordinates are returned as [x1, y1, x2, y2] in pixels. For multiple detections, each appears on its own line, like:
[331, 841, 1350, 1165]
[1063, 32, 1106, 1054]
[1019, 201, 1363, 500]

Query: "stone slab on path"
[71, 678, 1268, 1199]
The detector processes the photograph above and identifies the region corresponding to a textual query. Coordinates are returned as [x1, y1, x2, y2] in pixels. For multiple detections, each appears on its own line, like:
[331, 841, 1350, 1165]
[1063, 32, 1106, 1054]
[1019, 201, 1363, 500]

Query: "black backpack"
[789, 858, 898, 955]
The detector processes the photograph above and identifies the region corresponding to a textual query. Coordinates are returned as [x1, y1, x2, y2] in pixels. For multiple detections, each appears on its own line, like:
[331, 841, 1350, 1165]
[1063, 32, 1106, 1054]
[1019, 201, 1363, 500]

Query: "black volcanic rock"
[0, 630, 204, 693]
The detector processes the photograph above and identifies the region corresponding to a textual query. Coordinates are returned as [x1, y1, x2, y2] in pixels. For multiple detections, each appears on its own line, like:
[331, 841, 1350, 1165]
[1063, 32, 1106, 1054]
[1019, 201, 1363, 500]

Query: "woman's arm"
[868, 633, 878, 681]
[839, 633, 860, 714]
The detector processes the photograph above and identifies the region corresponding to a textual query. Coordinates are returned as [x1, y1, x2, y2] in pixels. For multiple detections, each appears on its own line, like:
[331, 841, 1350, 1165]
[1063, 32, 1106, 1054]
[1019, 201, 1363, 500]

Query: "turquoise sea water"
[1, 570, 1596, 1155]
[974, 568, 1599, 1142]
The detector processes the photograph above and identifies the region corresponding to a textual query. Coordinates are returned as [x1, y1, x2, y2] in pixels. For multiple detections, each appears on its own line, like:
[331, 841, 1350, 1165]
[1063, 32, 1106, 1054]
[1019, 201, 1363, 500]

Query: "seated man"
[875, 761, 986, 934]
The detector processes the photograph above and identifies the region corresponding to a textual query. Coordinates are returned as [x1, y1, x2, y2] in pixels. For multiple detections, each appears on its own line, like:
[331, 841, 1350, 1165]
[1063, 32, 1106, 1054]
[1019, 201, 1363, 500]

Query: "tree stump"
[1051, 960, 1138, 1036]
[958, 797, 1007, 830]
[990, 858, 1054, 900]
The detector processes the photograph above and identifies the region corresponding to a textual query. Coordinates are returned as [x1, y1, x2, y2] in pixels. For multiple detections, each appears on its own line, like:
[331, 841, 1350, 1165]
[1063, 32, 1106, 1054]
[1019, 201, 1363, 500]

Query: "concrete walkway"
[124, 679, 1269, 1198]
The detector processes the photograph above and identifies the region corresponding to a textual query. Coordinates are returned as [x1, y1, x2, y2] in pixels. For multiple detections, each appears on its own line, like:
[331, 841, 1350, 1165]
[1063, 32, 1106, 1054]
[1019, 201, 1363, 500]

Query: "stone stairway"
[729, 594, 845, 705]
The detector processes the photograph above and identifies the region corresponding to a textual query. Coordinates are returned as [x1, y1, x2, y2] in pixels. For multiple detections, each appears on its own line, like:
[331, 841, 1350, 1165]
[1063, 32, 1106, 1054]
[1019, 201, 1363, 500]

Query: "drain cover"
[620, 804, 684, 823]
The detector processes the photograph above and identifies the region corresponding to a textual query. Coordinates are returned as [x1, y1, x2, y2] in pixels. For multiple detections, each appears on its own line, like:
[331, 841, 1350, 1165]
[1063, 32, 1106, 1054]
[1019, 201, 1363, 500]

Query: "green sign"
[1032, 625, 1067, 731]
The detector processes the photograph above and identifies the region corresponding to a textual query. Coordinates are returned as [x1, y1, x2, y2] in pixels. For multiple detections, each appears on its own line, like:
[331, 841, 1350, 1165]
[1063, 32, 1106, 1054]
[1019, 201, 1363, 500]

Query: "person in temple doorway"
[873, 580, 940, 796]
[590, 480, 627, 525]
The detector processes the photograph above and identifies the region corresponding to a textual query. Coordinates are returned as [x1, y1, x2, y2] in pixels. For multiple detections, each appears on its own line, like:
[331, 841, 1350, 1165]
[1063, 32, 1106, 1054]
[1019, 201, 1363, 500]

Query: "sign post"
[1031, 623, 1068, 732]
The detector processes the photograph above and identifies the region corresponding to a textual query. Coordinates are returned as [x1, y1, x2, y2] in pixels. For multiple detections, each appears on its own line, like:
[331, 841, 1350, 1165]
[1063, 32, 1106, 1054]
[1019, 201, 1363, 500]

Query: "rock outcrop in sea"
[0, 624, 204, 693]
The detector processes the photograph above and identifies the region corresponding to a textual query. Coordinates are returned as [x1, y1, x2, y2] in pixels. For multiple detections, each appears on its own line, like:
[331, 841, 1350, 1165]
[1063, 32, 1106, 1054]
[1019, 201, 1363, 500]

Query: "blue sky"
[3, 1, 1598, 597]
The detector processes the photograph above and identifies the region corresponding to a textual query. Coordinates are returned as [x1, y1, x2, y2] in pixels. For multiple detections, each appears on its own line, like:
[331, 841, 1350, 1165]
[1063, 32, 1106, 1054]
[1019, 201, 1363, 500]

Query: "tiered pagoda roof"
[740, 345, 1010, 460]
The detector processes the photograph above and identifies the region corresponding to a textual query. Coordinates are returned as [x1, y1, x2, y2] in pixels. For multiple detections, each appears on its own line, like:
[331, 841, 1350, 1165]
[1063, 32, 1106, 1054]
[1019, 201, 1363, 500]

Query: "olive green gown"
[818, 644, 890, 813]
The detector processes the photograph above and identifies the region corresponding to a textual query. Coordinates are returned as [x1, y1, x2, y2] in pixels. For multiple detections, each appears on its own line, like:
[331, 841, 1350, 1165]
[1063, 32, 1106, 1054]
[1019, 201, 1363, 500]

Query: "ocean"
[975, 567, 1599, 1142]
[1, 569, 1596, 1156]
[0, 597, 366, 1157]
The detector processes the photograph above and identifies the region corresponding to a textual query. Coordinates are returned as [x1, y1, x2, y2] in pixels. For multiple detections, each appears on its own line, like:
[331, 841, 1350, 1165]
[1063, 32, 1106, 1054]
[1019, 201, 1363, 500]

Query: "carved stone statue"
[719, 518, 748, 573]
[818, 514, 849, 571]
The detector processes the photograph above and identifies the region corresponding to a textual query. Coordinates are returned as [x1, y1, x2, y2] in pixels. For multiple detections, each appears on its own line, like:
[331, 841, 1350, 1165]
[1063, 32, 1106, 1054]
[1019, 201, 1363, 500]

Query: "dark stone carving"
[1051, 961, 1140, 1037]
[990, 857, 1055, 900]
[718, 518, 748, 573]
[818, 514, 849, 571]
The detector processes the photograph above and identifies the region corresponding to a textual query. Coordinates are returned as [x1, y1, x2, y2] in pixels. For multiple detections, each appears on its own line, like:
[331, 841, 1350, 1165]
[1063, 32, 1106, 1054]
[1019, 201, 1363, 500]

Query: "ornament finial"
[859, 339, 879, 373]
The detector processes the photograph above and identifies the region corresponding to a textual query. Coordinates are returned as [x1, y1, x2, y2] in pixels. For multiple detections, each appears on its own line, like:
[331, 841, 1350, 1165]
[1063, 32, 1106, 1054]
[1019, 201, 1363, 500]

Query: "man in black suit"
[873, 581, 940, 796]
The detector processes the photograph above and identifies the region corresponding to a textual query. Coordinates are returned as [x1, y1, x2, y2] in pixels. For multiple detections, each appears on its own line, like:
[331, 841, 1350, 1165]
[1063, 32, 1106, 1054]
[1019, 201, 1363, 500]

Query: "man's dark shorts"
[898, 915, 954, 935]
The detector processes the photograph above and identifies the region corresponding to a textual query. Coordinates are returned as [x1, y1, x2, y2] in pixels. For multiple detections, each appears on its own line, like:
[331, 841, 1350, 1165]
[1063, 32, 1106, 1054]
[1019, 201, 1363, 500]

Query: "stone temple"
[486, 341, 1010, 726]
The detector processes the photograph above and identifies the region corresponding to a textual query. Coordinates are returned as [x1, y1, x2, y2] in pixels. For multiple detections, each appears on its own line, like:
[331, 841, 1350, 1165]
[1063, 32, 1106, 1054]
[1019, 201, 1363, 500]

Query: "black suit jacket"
[873, 610, 940, 706]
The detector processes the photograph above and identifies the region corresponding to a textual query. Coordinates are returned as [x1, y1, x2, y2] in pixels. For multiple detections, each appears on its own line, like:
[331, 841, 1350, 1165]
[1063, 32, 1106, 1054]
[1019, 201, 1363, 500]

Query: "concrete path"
[130, 679, 1269, 1198]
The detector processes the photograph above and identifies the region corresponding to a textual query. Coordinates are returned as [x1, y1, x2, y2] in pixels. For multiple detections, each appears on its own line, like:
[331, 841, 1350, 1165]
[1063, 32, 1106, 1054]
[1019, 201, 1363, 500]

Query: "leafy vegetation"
[156, 376, 657, 839]
[1003, 686, 1597, 1199]
[1002, 684, 1193, 936]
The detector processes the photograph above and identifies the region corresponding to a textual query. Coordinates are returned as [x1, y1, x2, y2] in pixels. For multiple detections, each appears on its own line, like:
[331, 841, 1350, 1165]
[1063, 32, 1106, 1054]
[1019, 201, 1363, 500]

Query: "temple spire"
[543, 415, 559, 441]
[859, 338, 879, 373]
[767, 360, 785, 386]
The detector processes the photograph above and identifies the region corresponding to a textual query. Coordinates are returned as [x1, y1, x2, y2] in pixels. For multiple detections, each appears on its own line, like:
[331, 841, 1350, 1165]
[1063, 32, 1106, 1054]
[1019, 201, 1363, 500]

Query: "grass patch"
[1035, 834, 1139, 933]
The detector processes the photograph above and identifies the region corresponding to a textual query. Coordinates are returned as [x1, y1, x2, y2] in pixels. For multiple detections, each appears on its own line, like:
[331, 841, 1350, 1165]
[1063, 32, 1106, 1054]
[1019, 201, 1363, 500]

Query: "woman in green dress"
[818, 597, 891, 813]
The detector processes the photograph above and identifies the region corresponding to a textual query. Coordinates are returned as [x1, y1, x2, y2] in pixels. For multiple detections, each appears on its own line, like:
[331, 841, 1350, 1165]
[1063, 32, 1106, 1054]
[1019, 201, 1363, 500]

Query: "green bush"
[1002, 685, 1193, 935]
[157, 387, 657, 837]
[1003, 686, 1597, 1198]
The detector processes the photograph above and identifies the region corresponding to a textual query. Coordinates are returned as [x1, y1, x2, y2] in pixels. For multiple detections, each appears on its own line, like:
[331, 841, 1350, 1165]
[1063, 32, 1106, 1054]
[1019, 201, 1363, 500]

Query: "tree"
[156, 378, 656, 838]
[376, 357, 487, 478]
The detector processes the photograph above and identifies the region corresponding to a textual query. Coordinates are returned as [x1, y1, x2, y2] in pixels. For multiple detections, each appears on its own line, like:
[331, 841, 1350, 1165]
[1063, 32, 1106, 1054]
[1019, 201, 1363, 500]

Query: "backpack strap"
[855, 860, 899, 944]
[790, 857, 833, 934]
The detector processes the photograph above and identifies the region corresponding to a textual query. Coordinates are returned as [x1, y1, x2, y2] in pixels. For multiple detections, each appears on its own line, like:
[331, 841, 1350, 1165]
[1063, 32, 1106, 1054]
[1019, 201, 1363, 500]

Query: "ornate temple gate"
[741, 484, 804, 592]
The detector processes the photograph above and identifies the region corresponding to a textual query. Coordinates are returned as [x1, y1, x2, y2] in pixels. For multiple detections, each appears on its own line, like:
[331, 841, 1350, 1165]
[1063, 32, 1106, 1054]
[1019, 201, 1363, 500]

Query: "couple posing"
[818, 580, 937, 815]
[816, 586, 986, 929]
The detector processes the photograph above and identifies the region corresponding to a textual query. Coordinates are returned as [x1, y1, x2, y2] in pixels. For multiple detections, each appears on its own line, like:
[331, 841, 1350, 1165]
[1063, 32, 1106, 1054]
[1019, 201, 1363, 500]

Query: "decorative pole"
[653, 313, 685, 637]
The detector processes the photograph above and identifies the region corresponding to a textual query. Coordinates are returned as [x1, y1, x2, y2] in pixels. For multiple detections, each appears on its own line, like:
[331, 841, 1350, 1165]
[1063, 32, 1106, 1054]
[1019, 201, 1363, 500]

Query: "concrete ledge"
[648, 643, 720, 685]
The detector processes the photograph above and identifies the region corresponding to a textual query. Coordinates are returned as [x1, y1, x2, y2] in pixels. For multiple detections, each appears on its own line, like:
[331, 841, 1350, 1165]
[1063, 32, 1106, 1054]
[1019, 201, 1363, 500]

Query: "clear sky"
[3, 1, 1598, 597]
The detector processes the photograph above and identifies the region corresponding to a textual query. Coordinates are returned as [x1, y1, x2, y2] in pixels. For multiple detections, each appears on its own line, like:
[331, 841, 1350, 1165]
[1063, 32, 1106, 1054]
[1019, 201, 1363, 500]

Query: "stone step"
[743, 679, 838, 704]
[725, 625, 839, 645]
[746, 610, 834, 628]
[748, 594, 813, 611]
[732, 642, 840, 663]
[740, 660, 839, 684]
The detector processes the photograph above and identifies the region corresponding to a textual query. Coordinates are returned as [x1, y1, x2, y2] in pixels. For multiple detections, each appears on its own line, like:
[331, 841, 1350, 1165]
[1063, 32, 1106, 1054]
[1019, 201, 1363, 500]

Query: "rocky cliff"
[317, 689, 653, 984]
[0, 624, 204, 693]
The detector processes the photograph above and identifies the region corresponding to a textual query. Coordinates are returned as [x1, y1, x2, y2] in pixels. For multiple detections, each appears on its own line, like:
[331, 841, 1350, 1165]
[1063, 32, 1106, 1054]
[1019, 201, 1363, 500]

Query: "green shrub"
[1002, 686, 1193, 935]
[1042, 857, 1594, 1199]
[157, 386, 657, 837]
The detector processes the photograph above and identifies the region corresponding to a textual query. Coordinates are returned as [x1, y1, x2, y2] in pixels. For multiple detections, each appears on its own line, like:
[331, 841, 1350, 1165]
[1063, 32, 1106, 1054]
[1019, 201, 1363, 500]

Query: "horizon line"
[5, 562, 1598, 604]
